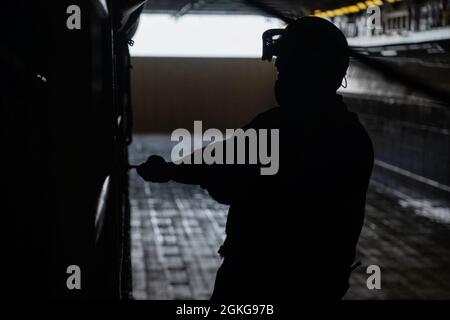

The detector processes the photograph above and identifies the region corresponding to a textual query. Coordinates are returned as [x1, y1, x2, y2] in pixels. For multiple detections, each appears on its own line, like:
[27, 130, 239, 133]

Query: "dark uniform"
[205, 95, 373, 299]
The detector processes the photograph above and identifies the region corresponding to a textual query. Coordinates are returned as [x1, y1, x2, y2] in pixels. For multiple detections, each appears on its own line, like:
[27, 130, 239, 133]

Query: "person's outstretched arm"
[136, 109, 279, 203]
[136, 137, 261, 204]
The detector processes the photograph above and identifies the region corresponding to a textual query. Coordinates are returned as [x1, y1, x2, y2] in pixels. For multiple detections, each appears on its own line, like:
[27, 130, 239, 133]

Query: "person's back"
[210, 94, 373, 299]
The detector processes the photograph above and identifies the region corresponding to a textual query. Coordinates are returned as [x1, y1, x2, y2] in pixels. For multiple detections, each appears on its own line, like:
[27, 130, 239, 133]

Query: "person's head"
[262, 16, 349, 106]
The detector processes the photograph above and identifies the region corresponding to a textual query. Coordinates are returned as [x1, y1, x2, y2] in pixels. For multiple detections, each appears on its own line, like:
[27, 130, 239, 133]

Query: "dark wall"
[1, 0, 95, 298]
[131, 57, 277, 132]
[1, 0, 132, 298]
[343, 60, 450, 199]
[346, 95, 449, 186]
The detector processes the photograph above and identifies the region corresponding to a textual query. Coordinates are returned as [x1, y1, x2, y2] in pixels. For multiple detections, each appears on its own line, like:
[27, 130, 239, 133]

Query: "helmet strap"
[341, 76, 348, 88]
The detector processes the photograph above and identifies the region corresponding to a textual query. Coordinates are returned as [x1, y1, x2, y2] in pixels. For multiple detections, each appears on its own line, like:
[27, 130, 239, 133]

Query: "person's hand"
[136, 155, 171, 183]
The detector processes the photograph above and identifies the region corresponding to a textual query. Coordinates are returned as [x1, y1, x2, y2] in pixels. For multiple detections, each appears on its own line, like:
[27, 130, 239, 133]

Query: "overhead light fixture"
[356, 2, 367, 9]
[312, 0, 387, 19]
[348, 5, 360, 13]
[333, 9, 345, 16]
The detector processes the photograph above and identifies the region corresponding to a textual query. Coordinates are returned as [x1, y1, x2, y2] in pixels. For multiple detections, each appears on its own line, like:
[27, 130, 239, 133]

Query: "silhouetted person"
[137, 17, 374, 299]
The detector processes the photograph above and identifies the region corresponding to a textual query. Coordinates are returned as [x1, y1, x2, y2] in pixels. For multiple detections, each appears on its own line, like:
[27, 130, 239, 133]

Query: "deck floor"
[130, 134, 450, 300]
